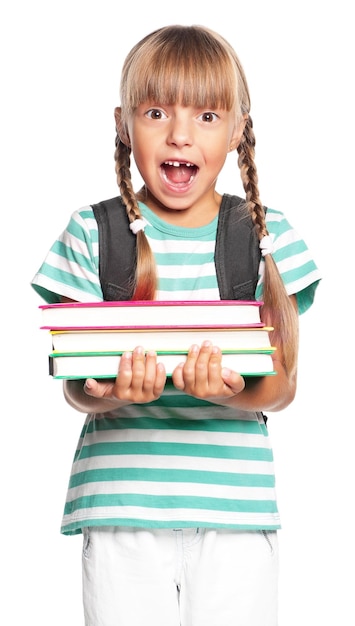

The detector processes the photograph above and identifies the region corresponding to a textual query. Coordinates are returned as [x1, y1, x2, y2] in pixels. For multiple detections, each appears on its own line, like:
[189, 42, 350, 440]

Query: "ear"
[228, 114, 248, 152]
[114, 107, 130, 146]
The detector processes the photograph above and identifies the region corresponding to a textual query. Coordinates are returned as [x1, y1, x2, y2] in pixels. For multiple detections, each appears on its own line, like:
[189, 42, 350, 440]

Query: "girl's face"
[122, 102, 245, 222]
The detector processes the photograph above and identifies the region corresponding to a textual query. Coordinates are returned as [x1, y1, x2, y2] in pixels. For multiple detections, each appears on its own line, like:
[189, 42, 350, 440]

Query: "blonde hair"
[114, 24, 298, 375]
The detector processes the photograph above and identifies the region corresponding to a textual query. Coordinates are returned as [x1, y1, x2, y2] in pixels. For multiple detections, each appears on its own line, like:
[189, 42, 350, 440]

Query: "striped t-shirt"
[31, 196, 321, 535]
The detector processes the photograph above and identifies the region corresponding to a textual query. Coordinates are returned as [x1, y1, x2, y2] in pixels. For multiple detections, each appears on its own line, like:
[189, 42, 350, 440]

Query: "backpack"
[91, 194, 262, 302]
[92, 194, 268, 423]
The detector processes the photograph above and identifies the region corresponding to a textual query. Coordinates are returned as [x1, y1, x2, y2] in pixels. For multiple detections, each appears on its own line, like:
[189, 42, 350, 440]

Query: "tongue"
[164, 164, 193, 184]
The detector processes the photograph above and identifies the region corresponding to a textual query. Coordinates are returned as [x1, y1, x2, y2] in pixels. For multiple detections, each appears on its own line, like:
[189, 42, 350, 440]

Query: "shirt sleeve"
[31, 207, 104, 303]
[255, 207, 321, 315]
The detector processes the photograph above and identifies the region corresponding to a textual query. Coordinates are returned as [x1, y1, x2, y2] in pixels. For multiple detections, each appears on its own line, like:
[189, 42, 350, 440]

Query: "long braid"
[237, 115, 262, 235]
[237, 117, 299, 376]
[114, 133, 157, 300]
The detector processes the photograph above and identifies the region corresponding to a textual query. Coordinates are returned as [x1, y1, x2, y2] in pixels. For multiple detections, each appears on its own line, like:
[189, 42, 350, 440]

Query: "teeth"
[164, 161, 193, 167]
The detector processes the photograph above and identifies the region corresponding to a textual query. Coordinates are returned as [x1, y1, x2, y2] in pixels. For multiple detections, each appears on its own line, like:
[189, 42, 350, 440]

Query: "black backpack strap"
[92, 194, 263, 302]
[92, 196, 136, 301]
[215, 194, 262, 300]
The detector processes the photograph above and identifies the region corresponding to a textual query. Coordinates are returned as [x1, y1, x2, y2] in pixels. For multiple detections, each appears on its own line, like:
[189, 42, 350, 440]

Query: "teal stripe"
[67, 215, 98, 244]
[77, 208, 97, 222]
[79, 441, 273, 461]
[86, 416, 266, 435]
[265, 210, 292, 233]
[272, 239, 308, 263]
[69, 467, 275, 488]
[51, 241, 97, 272]
[148, 394, 218, 408]
[64, 493, 278, 514]
[146, 228, 216, 242]
[141, 206, 217, 238]
[39, 262, 100, 297]
[279, 260, 318, 284]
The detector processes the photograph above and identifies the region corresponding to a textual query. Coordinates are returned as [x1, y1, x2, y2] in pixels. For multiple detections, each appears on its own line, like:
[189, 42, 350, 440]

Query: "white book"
[49, 349, 276, 379]
[50, 326, 274, 353]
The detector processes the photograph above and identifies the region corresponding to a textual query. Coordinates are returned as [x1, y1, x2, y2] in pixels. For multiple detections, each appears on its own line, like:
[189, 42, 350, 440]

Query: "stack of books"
[39, 300, 277, 379]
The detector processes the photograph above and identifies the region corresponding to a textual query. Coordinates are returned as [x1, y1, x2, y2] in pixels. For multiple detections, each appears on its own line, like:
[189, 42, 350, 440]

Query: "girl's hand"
[172, 341, 245, 402]
[83, 346, 167, 404]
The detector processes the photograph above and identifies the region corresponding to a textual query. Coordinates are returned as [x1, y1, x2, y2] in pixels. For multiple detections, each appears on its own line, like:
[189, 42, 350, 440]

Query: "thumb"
[221, 369, 245, 394]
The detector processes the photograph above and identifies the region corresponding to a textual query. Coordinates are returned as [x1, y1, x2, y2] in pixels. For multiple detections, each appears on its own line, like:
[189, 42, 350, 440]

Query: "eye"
[199, 111, 219, 123]
[146, 108, 167, 120]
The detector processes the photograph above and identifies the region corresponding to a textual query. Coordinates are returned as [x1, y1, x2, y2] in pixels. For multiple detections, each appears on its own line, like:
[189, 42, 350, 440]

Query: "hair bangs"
[120, 25, 240, 114]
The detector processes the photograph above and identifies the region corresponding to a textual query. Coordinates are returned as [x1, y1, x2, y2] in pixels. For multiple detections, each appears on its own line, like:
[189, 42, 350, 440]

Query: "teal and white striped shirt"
[32, 197, 321, 535]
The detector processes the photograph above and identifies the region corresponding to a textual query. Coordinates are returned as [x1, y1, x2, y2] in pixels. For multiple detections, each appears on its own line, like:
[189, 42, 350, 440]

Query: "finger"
[182, 343, 201, 381]
[194, 341, 215, 383]
[144, 351, 161, 389]
[115, 351, 134, 390]
[171, 362, 186, 390]
[130, 346, 149, 389]
[153, 362, 168, 396]
[207, 345, 223, 375]
[84, 378, 115, 398]
[221, 368, 246, 394]
[131, 346, 147, 370]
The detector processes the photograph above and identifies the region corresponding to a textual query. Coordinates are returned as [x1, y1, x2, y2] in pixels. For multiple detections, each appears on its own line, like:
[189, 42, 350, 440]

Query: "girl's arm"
[172, 295, 299, 412]
[221, 354, 297, 412]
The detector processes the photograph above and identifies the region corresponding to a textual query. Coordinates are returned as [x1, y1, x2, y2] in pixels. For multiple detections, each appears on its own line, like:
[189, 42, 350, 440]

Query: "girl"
[32, 24, 321, 626]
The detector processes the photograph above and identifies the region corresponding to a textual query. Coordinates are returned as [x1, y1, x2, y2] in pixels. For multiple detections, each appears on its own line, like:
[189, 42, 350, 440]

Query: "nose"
[167, 112, 193, 148]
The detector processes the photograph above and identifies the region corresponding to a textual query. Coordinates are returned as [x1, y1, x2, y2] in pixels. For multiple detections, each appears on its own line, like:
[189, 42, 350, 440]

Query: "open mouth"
[161, 161, 198, 185]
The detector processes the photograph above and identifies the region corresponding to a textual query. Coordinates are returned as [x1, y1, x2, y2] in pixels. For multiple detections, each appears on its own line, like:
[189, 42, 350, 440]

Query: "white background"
[1, 1, 354, 624]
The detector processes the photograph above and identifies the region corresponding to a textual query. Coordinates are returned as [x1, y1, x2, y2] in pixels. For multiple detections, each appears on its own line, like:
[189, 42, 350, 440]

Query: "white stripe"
[269, 248, 299, 273]
[272, 228, 300, 250]
[62, 506, 280, 527]
[284, 270, 321, 296]
[82, 428, 269, 448]
[156, 288, 221, 300]
[67, 481, 275, 502]
[75, 208, 98, 228]
[106, 404, 263, 419]
[90, 402, 267, 418]
[256, 253, 321, 293]
[257, 265, 320, 297]
[273, 249, 317, 275]
[148, 238, 215, 253]
[58, 230, 97, 261]
[32, 274, 102, 302]
[72, 454, 275, 475]
[45, 249, 98, 278]
[265, 208, 285, 223]
[62, 210, 99, 258]
[157, 262, 216, 279]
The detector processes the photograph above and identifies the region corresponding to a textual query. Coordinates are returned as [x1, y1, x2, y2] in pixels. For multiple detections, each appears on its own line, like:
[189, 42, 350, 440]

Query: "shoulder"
[65, 206, 102, 266]
[265, 207, 309, 253]
[68, 205, 97, 231]
[265, 207, 293, 233]
[31, 204, 103, 303]
[60, 206, 99, 249]
[261, 207, 322, 314]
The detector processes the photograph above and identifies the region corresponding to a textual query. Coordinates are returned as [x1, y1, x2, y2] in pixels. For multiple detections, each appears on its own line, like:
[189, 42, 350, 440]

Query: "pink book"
[39, 300, 265, 330]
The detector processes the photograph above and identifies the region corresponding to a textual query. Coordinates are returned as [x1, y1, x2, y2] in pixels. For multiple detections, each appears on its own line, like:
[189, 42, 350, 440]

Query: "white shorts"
[82, 526, 279, 626]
